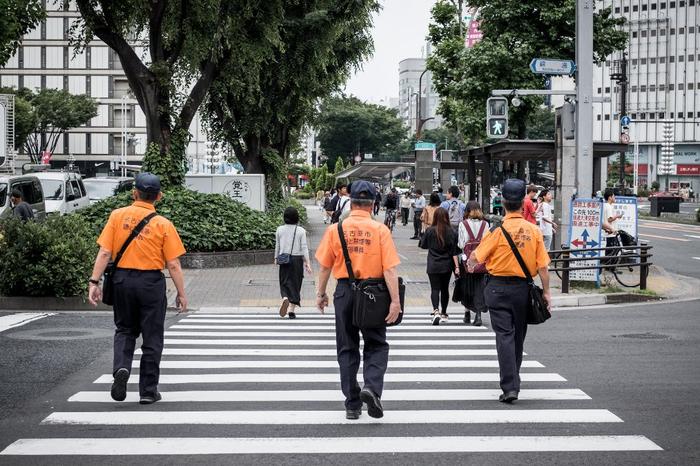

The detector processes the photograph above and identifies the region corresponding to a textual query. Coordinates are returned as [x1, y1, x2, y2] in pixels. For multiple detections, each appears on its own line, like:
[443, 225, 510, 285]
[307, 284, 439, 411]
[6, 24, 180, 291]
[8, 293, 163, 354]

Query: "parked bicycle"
[602, 230, 650, 288]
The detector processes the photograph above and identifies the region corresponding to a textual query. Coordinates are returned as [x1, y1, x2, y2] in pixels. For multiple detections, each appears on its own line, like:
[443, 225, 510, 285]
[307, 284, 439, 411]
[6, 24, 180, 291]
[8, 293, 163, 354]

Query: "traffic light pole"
[575, 0, 594, 200]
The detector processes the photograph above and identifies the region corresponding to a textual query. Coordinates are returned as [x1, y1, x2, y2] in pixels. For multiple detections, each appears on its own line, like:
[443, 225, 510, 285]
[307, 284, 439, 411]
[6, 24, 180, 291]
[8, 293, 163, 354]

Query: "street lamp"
[416, 69, 435, 139]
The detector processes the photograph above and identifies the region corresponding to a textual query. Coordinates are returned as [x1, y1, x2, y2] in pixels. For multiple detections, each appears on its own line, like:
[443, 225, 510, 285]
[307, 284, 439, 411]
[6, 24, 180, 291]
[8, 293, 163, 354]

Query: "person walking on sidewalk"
[400, 191, 412, 226]
[467, 178, 551, 404]
[373, 189, 382, 215]
[441, 185, 466, 231]
[420, 192, 441, 238]
[275, 207, 312, 319]
[420, 207, 461, 325]
[87, 173, 188, 405]
[410, 189, 425, 239]
[315, 180, 402, 420]
[538, 190, 557, 251]
[457, 201, 489, 326]
[522, 184, 538, 224]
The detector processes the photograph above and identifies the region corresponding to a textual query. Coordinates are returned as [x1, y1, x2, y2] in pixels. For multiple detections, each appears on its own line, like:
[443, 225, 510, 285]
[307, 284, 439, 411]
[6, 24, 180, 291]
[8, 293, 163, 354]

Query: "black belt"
[488, 275, 529, 283]
[115, 268, 163, 274]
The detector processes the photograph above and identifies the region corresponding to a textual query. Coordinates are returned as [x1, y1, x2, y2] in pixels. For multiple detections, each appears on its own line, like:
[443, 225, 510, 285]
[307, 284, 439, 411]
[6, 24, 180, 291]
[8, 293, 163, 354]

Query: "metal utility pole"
[575, 0, 594, 199]
[416, 68, 434, 139]
[611, 53, 628, 187]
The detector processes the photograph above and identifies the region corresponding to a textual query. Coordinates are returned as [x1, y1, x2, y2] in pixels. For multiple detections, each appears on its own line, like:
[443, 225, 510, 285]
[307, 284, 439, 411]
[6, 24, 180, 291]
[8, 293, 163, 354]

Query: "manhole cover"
[4, 327, 113, 341]
[614, 332, 671, 340]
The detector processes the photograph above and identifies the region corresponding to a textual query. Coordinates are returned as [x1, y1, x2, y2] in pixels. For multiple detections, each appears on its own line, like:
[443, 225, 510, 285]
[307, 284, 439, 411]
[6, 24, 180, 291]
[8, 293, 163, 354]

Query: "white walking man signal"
[492, 120, 503, 135]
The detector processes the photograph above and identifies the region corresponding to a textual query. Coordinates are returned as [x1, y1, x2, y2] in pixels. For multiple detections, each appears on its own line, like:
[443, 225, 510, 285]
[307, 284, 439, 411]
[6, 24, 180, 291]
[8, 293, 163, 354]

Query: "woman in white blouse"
[274, 207, 312, 319]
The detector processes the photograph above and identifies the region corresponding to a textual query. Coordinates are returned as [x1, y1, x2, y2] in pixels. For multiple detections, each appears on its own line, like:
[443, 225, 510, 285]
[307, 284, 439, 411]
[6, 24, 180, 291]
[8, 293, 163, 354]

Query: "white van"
[33, 171, 90, 215]
[0, 175, 47, 220]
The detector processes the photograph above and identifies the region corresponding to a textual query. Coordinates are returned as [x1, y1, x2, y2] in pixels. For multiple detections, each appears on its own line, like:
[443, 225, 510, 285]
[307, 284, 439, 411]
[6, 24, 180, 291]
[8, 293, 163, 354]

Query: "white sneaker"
[431, 311, 441, 326]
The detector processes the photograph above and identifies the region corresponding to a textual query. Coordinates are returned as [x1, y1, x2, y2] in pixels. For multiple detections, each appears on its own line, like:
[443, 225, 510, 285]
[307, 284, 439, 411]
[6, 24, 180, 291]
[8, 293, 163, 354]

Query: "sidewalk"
[175, 205, 699, 311]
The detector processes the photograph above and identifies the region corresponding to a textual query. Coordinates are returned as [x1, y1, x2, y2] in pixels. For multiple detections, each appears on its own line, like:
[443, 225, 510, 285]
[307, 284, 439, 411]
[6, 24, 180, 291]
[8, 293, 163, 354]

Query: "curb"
[0, 296, 110, 311]
[551, 294, 607, 307]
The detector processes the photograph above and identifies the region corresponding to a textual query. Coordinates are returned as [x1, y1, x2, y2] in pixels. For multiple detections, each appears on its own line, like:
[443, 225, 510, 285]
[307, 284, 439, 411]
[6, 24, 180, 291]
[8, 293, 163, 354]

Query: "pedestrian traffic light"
[486, 97, 508, 139]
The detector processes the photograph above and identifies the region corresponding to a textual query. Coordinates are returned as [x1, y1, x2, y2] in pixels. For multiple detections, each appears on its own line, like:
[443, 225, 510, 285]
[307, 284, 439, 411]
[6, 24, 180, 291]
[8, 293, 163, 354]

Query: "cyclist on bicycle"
[602, 188, 623, 254]
[383, 188, 399, 230]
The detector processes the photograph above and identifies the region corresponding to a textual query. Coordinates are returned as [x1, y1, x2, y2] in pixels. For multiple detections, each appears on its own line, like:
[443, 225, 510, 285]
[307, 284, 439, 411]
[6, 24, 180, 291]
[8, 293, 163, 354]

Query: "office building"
[0, 1, 206, 176]
[398, 56, 443, 135]
[593, 0, 699, 191]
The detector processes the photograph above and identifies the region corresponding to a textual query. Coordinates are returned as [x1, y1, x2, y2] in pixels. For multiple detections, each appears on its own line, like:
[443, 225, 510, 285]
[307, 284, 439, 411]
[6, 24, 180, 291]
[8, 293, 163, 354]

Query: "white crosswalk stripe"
[0, 311, 662, 458]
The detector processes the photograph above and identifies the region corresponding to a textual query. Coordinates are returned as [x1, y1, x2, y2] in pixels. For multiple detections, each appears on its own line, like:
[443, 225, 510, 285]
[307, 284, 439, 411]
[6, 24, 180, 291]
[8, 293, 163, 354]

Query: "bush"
[77, 187, 308, 253]
[293, 190, 313, 200]
[392, 180, 411, 189]
[0, 216, 98, 297]
[637, 187, 650, 198]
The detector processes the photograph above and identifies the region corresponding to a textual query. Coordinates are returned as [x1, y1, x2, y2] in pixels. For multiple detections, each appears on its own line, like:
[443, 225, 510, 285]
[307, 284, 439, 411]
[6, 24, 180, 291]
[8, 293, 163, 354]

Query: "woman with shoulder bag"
[457, 201, 489, 326]
[419, 192, 442, 241]
[420, 207, 461, 325]
[274, 207, 312, 319]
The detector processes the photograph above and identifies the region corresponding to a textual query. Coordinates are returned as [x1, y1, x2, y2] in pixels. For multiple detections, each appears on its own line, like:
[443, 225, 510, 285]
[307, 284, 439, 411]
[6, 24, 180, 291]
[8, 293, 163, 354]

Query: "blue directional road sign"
[529, 58, 576, 75]
[620, 115, 631, 127]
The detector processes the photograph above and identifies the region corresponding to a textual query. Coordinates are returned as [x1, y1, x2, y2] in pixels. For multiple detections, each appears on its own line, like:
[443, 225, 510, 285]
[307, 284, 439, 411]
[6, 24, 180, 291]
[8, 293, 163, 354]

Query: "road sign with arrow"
[568, 199, 604, 283]
[529, 58, 576, 75]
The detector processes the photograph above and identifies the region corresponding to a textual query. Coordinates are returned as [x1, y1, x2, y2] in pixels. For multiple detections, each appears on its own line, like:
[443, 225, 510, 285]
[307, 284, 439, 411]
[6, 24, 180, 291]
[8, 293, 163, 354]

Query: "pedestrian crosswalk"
[0, 309, 662, 459]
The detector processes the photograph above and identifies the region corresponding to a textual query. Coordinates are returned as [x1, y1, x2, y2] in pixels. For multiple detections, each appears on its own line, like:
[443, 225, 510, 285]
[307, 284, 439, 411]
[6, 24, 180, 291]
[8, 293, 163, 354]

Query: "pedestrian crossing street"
[0, 309, 662, 458]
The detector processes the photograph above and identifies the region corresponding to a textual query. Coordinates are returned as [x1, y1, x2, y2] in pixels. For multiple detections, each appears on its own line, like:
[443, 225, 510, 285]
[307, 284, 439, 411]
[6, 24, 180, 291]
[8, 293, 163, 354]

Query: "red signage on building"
[676, 164, 700, 176]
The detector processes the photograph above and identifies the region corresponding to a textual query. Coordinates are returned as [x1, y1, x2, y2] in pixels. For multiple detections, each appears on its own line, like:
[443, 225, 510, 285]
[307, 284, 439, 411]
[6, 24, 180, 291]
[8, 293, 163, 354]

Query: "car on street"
[33, 171, 90, 215]
[82, 176, 134, 204]
[0, 174, 47, 220]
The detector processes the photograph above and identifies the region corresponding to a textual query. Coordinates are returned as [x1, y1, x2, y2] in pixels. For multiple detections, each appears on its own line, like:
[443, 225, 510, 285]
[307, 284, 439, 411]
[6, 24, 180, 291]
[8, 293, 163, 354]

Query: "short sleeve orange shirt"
[97, 201, 186, 270]
[474, 213, 550, 277]
[315, 210, 401, 279]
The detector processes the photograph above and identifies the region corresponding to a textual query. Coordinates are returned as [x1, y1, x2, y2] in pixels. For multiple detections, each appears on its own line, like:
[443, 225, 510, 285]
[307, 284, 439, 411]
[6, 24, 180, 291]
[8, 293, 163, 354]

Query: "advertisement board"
[612, 196, 638, 240]
[568, 199, 604, 283]
[185, 174, 266, 211]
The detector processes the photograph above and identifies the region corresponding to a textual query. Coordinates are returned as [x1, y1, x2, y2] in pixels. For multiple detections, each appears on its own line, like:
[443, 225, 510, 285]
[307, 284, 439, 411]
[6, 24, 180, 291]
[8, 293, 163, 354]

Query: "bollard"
[561, 245, 570, 294]
[639, 241, 649, 290]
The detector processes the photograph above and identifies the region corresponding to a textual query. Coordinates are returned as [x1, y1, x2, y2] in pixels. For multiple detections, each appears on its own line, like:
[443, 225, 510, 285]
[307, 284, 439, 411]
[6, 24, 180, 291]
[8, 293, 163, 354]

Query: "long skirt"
[279, 255, 304, 305]
[453, 262, 486, 312]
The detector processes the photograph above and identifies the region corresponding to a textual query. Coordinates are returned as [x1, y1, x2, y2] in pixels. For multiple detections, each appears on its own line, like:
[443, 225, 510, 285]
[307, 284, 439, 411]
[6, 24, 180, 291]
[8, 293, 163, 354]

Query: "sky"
[343, 0, 437, 103]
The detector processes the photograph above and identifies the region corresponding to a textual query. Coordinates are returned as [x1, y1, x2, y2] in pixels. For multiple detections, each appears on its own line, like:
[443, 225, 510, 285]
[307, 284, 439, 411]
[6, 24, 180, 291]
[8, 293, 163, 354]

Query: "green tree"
[11, 89, 97, 163]
[71, 0, 284, 186]
[525, 107, 556, 139]
[334, 156, 346, 174]
[204, 0, 378, 196]
[0, 0, 44, 65]
[317, 95, 407, 168]
[427, 0, 627, 143]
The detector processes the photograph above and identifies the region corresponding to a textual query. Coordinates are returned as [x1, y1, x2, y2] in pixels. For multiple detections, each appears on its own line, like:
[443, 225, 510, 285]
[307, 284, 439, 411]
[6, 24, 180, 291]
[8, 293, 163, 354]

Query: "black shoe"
[360, 388, 383, 418]
[110, 368, 129, 402]
[139, 392, 162, 404]
[288, 311, 296, 319]
[463, 310, 471, 325]
[346, 408, 362, 420]
[410, 236, 418, 240]
[431, 312, 441, 326]
[498, 391, 518, 403]
[472, 312, 482, 327]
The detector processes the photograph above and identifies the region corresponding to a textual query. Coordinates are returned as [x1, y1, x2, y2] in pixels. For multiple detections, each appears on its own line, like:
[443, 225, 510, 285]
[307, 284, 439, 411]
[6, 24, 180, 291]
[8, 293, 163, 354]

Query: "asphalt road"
[0, 300, 698, 465]
[637, 219, 700, 278]
[637, 200, 699, 216]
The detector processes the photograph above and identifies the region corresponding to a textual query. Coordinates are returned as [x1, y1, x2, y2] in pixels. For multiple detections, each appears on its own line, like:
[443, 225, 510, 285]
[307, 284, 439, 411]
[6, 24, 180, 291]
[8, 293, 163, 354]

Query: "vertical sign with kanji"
[568, 199, 604, 283]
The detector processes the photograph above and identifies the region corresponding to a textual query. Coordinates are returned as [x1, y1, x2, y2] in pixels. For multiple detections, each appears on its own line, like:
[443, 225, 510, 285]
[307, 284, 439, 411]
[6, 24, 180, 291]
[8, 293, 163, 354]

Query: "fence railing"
[548, 243, 653, 293]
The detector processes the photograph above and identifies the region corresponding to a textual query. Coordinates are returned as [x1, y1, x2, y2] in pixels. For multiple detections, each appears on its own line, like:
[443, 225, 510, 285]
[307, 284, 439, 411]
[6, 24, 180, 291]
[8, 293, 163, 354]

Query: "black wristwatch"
[89, 278, 100, 285]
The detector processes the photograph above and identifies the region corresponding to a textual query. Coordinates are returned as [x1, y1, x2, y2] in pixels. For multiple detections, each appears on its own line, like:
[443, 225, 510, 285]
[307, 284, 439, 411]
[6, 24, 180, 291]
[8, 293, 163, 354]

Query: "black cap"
[135, 172, 161, 194]
[502, 178, 526, 201]
[350, 180, 376, 200]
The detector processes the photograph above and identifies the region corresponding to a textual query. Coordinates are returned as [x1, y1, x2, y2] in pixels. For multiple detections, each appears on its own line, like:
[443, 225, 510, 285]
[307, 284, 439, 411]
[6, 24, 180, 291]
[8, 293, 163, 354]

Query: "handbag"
[102, 212, 157, 306]
[499, 226, 551, 325]
[337, 221, 405, 328]
[276, 225, 297, 265]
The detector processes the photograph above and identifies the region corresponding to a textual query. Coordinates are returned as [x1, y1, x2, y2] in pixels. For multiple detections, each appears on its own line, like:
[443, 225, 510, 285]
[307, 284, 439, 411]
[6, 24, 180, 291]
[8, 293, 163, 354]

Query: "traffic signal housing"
[486, 97, 508, 139]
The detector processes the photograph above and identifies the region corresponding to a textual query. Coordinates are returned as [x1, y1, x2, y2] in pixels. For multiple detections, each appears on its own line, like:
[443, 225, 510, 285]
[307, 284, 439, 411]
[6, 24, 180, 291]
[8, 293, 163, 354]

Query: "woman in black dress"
[274, 207, 311, 319]
[419, 207, 461, 326]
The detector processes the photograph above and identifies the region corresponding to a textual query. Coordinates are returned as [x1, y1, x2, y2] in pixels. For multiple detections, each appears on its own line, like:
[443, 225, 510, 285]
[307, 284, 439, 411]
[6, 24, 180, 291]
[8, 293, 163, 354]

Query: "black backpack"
[331, 199, 349, 224]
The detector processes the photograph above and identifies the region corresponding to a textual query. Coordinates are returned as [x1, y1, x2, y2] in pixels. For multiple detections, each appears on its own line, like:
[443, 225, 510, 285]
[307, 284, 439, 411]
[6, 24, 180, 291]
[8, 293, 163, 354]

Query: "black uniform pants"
[401, 207, 410, 225]
[333, 280, 389, 410]
[112, 269, 167, 398]
[483, 276, 529, 394]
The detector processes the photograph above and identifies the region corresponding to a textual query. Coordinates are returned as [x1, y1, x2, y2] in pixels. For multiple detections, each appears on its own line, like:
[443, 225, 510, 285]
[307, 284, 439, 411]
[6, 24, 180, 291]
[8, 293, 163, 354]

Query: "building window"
[690, 0, 696, 6]
[632, 58, 638, 65]
[678, 83, 685, 90]
[690, 54, 695, 62]
[670, 28, 676, 35]
[660, 57, 666, 64]
[605, 86, 610, 93]
[669, 83, 675, 90]
[604, 114, 611, 121]
[614, 6, 620, 13]
[651, 29, 657, 37]
[660, 29, 666, 36]
[690, 27, 696, 34]
[689, 83, 695, 90]
[649, 113, 656, 119]
[680, 0, 685, 5]
[651, 2, 658, 9]
[640, 113, 646, 119]
[659, 84, 666, 91]
[650, 57, 657, 64]
[679, 27, 685, 35]
[605, 60, 611, 67]
[659, 112, 665, 119]
[670, 56, 675, 63]
[650, 84, 657, 92]
[631, 113, 637, 119]
[689, 112, 694, 118]
[670, 1, 676, 7]
[669, 112, 674, 118]
[45, 47, 64, 68]
[641, 30, 648, 38]
[642, 3, 648, 10]
[596, 114, 602, 121]
[641, 85, 647, 92]
[679, 55, 685, 62]
[631, 85, 638, 92]
[641, 58, 647, 65]
[661, 1, 667, 7]
[632, 31, 638, 38]
[633, 5, 639, 11]
[596, 87, 602, 94]
[624, 6, 630, 12]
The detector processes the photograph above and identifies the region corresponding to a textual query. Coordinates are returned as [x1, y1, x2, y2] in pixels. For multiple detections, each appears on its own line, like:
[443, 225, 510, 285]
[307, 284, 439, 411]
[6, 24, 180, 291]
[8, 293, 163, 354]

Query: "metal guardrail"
[548, 244, 653, 293]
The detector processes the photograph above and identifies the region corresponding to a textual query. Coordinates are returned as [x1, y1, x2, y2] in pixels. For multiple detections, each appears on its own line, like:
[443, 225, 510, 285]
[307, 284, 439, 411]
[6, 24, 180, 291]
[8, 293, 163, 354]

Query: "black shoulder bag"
[337, 221, 405, 328]
[102, 212, 157, 306]
[499, 226, 551, 325]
